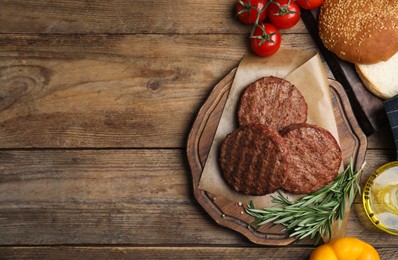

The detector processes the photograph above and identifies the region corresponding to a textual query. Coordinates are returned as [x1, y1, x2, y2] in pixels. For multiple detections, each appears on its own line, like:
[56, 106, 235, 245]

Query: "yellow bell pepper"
[310, 237, 380, 260]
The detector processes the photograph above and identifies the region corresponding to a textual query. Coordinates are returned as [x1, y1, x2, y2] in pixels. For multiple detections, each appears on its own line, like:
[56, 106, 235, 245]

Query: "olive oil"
[363, 162, 398, 235]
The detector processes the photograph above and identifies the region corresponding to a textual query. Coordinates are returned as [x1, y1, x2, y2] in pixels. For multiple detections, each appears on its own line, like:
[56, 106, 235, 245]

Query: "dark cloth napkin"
[383, 95, 398, 159]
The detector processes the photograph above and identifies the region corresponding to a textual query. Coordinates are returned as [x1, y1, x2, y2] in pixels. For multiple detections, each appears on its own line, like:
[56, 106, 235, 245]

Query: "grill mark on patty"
[240, 132, 255, 193]
[231, 130, 247, 189]
[252, 135, 268, 194]
[268, 137, 287, 192]
[237, 130, 253, 192]
[219, 124, 289, 196]
[259, 138, 273, 193]
[222, 127, 256, 193]
[221, 132, 237, 189]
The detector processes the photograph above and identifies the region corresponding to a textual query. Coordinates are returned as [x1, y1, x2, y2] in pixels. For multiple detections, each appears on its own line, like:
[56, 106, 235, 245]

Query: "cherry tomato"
[296, 0, 324, 10]
[267, 0, 300, 29]
[250, 23, 281, 56]
[236, 0, 268, 25]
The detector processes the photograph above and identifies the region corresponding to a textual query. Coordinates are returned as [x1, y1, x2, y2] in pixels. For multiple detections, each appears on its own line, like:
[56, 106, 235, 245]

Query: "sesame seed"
[319, 0, 398, 63]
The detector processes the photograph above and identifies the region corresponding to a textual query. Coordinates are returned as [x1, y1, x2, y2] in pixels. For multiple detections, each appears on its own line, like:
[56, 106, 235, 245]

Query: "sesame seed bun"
[318, 0, 398, 64]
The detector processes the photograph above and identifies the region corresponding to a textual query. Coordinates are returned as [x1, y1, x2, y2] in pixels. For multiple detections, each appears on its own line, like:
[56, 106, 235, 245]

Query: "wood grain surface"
[0, 149, 396, 246]
[2, 246, 398, 260]
[0, 34, 315, 148]
[0, 0, 397, 259]
[0, 0, 308, 34]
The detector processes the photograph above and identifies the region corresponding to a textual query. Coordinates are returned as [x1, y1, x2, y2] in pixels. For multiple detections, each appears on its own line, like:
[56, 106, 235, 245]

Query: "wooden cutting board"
[187, 68, 367, 246]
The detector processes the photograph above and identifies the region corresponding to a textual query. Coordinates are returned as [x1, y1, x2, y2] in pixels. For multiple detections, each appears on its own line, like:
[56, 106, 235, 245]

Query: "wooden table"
[0, 1, 397, 259]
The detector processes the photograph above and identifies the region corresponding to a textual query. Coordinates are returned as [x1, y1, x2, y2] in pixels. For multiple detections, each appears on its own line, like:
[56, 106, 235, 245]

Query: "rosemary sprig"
[246, 159, 365, 244]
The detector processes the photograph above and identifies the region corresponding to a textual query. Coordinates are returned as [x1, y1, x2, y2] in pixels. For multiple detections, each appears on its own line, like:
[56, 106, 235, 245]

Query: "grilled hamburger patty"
[238, 76, 307, 131]
[281, 123, 342, 194]
[219, 124, 289, 196]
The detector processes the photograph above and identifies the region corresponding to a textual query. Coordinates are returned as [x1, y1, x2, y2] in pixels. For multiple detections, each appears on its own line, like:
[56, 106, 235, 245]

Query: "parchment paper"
[199, 49, 339, 208]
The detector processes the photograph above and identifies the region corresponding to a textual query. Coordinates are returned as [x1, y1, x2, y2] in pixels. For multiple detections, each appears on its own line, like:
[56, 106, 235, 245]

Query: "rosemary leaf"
[245, 159, 365, 244]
